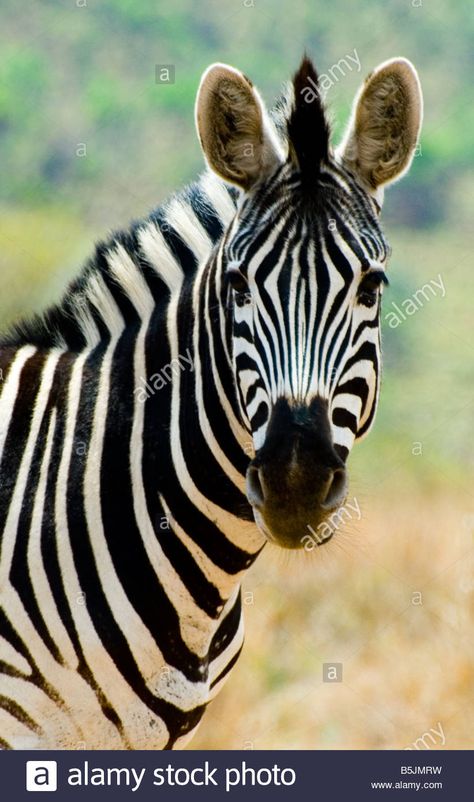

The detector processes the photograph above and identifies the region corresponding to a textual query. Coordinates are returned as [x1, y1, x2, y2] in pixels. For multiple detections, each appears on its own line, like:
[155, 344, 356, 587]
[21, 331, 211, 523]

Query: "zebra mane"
[284, 56, 331, 183]
[2, 59, 331, 353]
[1, 172, 237, 351]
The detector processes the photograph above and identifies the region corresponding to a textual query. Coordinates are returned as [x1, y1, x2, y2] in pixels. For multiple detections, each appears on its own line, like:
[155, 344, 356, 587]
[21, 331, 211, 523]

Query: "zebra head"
[196, 56, 422, 549]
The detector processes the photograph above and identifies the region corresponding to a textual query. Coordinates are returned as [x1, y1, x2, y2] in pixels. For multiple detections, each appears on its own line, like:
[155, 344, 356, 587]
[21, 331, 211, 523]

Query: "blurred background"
[0, 0, 472, 749]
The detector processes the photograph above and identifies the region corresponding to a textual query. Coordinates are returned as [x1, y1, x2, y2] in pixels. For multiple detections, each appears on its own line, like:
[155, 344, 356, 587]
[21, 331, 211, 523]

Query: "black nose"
[246, 463, 347, 511]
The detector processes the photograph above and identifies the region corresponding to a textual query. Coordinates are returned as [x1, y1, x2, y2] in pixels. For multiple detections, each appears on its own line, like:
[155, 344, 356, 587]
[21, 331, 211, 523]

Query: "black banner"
[2, 749, 470, 800]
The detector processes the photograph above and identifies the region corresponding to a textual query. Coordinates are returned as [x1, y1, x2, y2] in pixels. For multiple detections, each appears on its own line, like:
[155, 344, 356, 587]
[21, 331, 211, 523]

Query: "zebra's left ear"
[336, 58, 423, 204]
[195, 63, 283, 191]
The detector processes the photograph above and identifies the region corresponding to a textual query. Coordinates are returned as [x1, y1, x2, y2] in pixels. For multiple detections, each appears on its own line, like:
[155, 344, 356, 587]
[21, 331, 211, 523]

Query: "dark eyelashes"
[226, 267, 253, 308]
[360, 269, 389, 288]
[357, 270, 389, 308]
[227, 267, 248, 294]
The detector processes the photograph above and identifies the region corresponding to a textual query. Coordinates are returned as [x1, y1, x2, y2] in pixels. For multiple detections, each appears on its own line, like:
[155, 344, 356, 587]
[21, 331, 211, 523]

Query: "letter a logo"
[26, 761, 58, 791]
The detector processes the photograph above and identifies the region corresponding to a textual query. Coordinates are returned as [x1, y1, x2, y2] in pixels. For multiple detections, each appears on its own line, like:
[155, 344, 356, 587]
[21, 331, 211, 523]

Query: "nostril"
[321, 467, 348, 510]
[246, 465, 265, 508]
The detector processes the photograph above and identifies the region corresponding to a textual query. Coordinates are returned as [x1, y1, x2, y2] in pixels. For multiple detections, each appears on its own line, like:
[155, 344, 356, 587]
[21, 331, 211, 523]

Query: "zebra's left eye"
[227, 267, 252, 306]
[357, 270, 388, 308]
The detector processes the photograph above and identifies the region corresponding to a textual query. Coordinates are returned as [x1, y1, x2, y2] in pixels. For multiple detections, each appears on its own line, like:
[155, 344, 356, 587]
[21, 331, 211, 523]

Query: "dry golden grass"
[193, 488, 474, 749]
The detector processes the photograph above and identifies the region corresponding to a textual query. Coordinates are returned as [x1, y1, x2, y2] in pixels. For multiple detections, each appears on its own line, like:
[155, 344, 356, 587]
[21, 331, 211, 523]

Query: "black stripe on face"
[332, 407, 358, 434]
[250, 400, 269, 433]
[352, 313, 380, 347]
[333, 376, 370, 420]
[341, 340, 378, 378]
[248, 224, 301, 392]
[328, 321, 352, 389]
[323, 309, 350, 388]
[314, 230, 353, 379]
[356, 400, 378, 439]
[334, 443, 349, 462]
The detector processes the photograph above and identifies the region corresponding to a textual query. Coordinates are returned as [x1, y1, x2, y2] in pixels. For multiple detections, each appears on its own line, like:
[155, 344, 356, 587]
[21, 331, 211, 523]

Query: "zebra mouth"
[251, 507, 278, 544]
[250, 503, 337, 550]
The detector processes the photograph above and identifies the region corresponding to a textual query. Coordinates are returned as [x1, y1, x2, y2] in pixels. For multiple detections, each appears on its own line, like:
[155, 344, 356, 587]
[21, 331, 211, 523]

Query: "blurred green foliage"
[0, 0, 473, 225]
[0, 0, 472, 492]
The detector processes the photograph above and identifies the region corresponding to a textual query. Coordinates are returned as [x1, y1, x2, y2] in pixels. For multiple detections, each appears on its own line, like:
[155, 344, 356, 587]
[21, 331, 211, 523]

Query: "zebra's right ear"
[195, 63, 283, 191]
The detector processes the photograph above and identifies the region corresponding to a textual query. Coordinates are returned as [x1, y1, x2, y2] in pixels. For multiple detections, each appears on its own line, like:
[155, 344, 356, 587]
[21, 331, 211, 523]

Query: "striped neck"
[160, 241, 265, 559]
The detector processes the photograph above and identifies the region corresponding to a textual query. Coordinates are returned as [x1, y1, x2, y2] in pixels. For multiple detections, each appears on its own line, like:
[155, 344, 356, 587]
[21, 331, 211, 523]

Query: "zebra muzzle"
[245, 397, 348, 549]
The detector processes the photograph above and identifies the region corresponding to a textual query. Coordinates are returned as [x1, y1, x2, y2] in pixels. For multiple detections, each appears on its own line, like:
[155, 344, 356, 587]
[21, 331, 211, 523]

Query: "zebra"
[0, 55, 422, 749]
